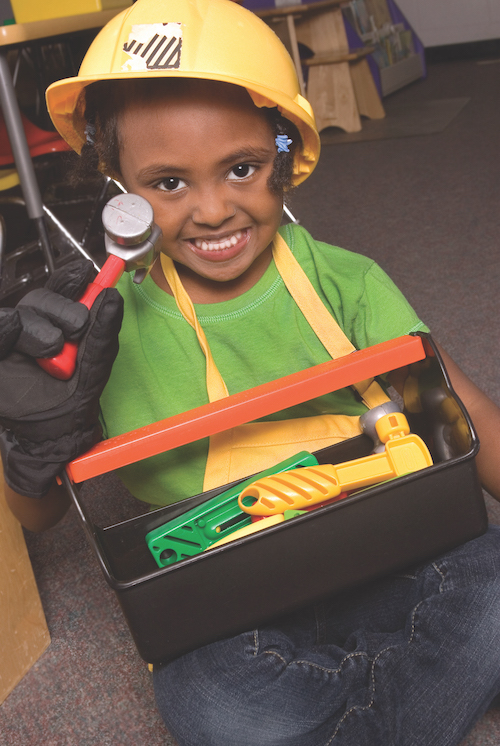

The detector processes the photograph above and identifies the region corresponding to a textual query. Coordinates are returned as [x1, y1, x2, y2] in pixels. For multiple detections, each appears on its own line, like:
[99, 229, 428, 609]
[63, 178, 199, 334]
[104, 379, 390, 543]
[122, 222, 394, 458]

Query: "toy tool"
[147, 409, 433, 564]
[146, 451, 319, 568]
[238, 411, 433, 516]
[38, 194, 162, 380]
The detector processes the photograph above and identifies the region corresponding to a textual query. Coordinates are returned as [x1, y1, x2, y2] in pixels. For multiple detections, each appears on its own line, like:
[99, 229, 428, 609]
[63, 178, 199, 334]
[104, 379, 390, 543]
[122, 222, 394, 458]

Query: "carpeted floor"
[320, 96, 471, 144]
[2, 55, 500, 744]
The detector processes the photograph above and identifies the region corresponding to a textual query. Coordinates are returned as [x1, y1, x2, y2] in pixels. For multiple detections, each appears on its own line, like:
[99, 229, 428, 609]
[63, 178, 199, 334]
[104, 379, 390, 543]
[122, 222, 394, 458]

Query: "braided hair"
[72, 79, 301, 196]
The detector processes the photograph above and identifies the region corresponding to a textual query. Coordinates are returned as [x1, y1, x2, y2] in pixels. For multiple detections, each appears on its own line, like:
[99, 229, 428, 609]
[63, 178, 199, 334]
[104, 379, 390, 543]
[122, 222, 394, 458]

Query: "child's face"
[117, 82, 284, 301]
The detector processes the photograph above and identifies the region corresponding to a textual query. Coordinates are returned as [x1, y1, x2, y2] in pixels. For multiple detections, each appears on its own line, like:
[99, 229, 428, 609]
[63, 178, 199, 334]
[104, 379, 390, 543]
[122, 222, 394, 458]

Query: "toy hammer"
[237, 410, 433, 516]
[38, 193, 162, 380]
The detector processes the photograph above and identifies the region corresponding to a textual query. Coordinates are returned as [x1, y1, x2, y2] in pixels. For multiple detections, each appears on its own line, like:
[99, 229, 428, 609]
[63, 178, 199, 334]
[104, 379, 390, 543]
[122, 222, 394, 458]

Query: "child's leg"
[154, 526, 500, 746]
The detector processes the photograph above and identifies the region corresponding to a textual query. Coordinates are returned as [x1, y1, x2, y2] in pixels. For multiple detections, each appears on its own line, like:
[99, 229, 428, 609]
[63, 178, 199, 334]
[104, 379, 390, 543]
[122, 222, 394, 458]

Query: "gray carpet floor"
[320, 96, 471, 144]
[2, 56, 500, 744]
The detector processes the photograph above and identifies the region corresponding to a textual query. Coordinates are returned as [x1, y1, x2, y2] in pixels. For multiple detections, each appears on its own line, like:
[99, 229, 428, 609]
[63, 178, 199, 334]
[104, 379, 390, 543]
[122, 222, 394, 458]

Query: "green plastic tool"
[146, 451, 318, 567]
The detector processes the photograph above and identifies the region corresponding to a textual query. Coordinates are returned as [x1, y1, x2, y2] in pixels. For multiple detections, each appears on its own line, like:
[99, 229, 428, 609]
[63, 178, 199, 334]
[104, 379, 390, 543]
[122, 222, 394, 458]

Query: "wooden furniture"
[0, 465, 51, 704]
[343, 0, 425, 98]
[255, 0, 385, 133]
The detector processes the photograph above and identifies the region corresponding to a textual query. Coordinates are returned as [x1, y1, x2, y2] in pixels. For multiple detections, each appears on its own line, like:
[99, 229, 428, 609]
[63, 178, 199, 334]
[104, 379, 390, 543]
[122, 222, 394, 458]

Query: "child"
[2, 0, 500, 743]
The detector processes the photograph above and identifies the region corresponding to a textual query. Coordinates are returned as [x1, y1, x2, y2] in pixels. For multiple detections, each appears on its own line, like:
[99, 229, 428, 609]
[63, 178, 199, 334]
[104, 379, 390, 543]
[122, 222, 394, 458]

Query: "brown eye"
[228, 164, 256, 180]
[158, 177, 186, 191]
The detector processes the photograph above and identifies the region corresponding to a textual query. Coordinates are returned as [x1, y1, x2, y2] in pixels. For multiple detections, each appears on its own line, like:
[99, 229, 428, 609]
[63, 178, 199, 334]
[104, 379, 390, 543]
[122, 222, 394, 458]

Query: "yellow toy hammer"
[238, 412, 433, 516]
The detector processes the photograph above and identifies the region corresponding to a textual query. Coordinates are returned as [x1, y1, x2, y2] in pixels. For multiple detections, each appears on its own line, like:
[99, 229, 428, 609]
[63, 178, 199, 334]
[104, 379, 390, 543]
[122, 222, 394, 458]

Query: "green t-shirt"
[99, 224, 428, 507]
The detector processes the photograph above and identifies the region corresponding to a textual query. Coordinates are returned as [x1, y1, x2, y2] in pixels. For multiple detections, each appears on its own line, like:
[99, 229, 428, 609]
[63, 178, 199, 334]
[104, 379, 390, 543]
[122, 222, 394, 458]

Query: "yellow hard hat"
[46, 0, 320, 185]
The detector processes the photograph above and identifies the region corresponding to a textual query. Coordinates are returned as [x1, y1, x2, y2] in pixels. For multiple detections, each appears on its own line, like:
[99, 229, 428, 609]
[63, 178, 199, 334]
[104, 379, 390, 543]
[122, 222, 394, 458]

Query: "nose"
[191, 185, 236, 227]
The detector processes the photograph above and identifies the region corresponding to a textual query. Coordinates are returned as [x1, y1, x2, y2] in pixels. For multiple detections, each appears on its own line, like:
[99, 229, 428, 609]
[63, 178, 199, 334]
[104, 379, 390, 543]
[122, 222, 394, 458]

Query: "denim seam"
[252, 565, 444, 743]
[291, 650, 370, 674]
[253, 629, 259, 656]
[323, 597, 426, 745]
[262, 649, 375, 677]
[263, 650, 288, 665]
[432, 561, 447, 592]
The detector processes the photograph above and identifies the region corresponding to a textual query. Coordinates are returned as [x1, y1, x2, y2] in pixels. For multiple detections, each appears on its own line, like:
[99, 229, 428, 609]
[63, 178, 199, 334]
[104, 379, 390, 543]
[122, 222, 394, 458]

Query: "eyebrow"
[136, 146, 275, 181]
[219, 146, 275, 166]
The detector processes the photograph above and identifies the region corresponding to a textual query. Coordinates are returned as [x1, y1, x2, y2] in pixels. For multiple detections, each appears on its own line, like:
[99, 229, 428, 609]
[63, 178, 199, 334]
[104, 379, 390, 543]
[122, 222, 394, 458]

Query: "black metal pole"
[0, 52, 56, 273]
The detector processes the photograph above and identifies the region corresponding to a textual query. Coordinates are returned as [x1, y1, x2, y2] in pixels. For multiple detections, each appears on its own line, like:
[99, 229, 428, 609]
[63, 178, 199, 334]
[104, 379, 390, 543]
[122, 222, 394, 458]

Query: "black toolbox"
[64, 333, 487, 664]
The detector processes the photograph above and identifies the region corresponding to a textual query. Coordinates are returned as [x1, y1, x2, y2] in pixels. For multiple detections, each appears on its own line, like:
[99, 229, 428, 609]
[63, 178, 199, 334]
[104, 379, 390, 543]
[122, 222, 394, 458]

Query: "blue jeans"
[154, 526, 500, 746]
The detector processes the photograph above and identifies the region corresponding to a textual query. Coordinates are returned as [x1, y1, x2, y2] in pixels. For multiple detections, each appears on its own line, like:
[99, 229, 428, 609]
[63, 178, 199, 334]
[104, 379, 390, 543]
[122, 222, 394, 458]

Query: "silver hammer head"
[102, 193, 162, 283]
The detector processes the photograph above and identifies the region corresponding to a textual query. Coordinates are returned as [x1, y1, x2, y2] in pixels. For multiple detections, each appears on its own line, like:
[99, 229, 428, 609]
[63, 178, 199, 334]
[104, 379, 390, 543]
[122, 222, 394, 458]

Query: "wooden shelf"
[342, 0, 426, 97]
[379, 52, 424, 96]
[304, 46, 374, 66]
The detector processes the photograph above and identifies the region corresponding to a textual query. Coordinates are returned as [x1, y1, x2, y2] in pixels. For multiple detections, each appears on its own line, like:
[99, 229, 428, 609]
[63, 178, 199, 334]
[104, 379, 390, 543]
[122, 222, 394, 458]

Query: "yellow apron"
[160, 233, 390, 491]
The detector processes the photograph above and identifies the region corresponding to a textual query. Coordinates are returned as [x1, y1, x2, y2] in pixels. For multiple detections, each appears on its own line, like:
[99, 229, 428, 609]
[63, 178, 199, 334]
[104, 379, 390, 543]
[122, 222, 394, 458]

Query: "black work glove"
[0, 259, 123, 498]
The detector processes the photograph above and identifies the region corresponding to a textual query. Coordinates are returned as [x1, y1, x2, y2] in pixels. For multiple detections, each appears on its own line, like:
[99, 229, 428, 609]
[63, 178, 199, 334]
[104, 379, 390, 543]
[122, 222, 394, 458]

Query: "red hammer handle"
[37, 254, 126, 381]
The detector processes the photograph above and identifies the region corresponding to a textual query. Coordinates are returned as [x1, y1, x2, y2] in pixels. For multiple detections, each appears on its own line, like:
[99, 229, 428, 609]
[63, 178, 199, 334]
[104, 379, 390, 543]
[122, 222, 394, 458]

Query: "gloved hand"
[0, 259, 123, 498]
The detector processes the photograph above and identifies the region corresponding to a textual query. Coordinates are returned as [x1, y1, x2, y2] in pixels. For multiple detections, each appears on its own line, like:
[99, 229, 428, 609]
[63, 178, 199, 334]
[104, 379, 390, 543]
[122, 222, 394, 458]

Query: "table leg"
[0, 52, 55, 273]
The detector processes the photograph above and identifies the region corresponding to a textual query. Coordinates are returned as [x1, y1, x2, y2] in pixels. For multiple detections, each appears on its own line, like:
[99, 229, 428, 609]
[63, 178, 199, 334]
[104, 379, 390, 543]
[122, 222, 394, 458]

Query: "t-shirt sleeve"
[291, 225, 430, 351]
[350, 261, 429, 351]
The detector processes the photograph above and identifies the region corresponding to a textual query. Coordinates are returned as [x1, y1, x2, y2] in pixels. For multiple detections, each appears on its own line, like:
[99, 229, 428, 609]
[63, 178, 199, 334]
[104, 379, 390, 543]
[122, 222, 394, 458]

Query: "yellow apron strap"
[352, 378, 392, 409]
[160, 234, 390, 490]
[160, 254, 228, 403]
[160, 254, 241, 489]
[272, 233, 355, 358]
[160, 236, 390, 408]
[271, 234, 389, 409]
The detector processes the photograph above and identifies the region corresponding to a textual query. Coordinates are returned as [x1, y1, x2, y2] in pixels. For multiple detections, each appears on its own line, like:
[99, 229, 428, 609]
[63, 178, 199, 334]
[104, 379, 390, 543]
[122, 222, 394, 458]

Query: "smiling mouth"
[192, 229, 246, 252]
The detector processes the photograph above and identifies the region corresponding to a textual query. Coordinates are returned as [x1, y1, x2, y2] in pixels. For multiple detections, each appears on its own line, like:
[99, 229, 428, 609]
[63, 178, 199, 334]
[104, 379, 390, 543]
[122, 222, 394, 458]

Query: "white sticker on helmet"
[122, 23, 182, 71]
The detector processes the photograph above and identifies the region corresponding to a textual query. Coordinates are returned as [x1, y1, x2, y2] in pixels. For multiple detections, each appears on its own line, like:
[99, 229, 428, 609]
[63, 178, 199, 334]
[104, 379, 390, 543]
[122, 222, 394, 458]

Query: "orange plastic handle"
[66, 335, 427, 483]
[37, 254, 126, 381]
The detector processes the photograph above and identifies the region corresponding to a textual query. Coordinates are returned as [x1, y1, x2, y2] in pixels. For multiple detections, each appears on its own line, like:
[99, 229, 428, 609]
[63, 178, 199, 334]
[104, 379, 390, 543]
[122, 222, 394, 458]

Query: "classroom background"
[1, 1, 500, 744]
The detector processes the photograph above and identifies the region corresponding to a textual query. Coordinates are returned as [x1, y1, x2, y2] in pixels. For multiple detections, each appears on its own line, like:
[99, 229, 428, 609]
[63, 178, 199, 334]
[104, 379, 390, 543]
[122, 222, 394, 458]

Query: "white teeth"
[194, 230, 243, 251]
